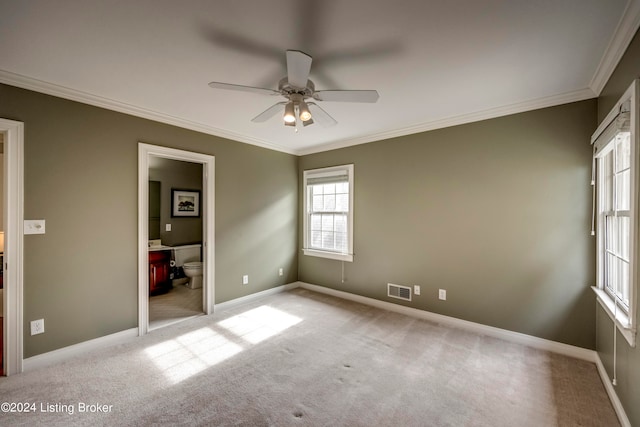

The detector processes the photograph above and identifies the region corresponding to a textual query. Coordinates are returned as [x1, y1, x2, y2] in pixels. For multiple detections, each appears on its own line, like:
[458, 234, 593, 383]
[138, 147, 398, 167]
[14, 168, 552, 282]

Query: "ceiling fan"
[208, 50, 379, 128]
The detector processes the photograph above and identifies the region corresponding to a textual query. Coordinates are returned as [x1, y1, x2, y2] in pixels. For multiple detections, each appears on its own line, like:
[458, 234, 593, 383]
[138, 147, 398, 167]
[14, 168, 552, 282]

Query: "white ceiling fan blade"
[307, 102, 337, 127]
[286, 50, 312, 89]
[208, 81, 280, 96]
[251, 102, 287, 122]
[313, 90, 379, 103]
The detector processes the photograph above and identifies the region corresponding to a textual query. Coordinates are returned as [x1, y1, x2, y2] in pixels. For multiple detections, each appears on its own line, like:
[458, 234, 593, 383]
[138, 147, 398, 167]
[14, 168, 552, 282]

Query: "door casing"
[138, 143, 215, 335]
[1, 118, 25, 375]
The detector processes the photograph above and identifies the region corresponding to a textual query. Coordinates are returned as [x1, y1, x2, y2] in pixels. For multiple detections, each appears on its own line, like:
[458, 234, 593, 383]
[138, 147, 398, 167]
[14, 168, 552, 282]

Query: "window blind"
[593, 111, 630, 155]
[306, 173, 349, 186]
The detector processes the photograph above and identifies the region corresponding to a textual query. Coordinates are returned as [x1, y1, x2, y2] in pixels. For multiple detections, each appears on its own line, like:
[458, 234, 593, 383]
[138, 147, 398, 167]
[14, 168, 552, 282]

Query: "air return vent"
[387, 283, 411, 301]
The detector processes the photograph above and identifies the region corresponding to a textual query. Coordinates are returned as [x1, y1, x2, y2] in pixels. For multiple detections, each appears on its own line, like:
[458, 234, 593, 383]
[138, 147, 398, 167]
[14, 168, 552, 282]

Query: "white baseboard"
[23, 327, 139, 372]
[20, 282, 299, 372]
[214, 282, 300, 312]
[17, 281, 628, 426]
[594, 353, 631, 427]
[297, 282, 596, 362]
[19, 281, 596, 366]
[297, 282, 634, 426]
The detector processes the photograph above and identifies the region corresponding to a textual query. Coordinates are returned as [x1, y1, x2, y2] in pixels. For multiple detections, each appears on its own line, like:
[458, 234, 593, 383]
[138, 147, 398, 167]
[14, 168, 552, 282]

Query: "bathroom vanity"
[148, 250, 171, 295]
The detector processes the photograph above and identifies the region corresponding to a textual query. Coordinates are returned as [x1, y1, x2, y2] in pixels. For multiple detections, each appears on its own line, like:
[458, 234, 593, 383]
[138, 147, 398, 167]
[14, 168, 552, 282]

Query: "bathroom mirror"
[149, 180, 161, 239]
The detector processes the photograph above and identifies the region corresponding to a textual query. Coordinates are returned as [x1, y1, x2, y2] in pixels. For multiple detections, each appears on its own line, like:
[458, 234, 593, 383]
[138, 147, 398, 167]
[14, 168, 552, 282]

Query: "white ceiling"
[1, 0, 639, 155]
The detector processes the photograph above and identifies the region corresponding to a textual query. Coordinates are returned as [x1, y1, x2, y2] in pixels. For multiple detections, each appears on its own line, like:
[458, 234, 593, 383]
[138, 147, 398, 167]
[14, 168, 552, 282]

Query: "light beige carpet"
[0, 288, 619, 426]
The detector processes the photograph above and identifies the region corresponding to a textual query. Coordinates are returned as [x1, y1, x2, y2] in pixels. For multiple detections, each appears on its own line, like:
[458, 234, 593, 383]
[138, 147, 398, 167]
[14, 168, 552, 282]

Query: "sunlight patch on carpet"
[218, 305, 303, 344]
[144, 327, 242, 384]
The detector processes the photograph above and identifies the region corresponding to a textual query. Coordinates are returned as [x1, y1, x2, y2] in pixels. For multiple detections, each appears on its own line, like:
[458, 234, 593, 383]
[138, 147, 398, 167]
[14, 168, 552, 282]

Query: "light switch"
[24, 219, 46, 235]
[165, 224, 172, 231]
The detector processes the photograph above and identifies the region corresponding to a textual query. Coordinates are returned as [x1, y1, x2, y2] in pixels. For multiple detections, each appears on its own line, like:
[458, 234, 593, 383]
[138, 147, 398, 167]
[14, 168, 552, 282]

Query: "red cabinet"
[149, 250, 171, 295]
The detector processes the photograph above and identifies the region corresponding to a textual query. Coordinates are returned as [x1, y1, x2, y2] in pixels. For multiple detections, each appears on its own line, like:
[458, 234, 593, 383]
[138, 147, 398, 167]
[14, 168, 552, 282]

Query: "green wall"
[299, 99, 597, 349]
[596, 28, 640, 427]
[0, 83, 299, 358]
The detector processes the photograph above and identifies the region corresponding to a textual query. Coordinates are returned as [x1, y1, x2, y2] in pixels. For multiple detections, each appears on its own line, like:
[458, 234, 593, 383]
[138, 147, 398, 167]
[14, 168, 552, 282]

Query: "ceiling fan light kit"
[208, 49, 379, 130]
[282, 93, 312, 127]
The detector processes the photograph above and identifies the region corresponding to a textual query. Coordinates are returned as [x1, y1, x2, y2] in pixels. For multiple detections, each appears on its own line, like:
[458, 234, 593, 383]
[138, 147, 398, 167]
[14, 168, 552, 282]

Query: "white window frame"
[592, 79, 639, 347]
[303, 164, 354, 262]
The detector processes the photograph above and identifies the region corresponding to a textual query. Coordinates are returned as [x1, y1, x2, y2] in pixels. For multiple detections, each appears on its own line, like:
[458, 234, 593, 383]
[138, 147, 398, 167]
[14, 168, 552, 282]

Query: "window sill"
[303, 248, 353, 262]
[592, 286, 636, 347]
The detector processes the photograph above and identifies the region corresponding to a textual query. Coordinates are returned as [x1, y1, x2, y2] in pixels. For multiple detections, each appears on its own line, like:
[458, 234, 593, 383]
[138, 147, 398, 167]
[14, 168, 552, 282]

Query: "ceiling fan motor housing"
[278, 77, 315, 99]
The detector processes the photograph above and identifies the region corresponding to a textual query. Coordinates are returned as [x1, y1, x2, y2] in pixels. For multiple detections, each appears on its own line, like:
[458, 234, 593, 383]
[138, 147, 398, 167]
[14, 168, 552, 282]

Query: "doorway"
[138, 144, 215, 336]
[0, 119, 25, 376]
[148, 157, 203, 329]
[0, 132, 4, 375]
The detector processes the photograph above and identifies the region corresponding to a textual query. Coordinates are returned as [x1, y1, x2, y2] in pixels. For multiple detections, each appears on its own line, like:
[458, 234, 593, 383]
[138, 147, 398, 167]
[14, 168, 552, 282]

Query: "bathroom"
[148, 155, 204, 330]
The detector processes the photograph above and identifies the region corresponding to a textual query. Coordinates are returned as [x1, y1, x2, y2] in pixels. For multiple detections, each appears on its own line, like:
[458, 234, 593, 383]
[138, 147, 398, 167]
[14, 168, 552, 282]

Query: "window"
[601, 135, 631, 308]
[592, 79, 638, 347]
[303, 164, 354, 262]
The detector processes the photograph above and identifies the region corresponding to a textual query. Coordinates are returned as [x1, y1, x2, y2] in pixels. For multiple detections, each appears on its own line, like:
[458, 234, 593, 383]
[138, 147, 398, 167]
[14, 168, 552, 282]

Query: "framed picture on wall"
[171, 189, 201, 217]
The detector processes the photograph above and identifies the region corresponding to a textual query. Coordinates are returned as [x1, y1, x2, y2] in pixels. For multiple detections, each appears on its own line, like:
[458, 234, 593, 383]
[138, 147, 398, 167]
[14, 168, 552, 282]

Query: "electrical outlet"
[242, 275, 249, 285]
[439, 289, 447, 300]
[278, 268, 284, 277]
[165, 223, 172, 232]
[414, 285, 421, 296]
[31, 319, 45, 335]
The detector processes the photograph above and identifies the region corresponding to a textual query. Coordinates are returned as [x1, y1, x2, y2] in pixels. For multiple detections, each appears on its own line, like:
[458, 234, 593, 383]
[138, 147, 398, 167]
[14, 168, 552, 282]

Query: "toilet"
[183, 262, 203, 289]
[172, 244, 203, 289]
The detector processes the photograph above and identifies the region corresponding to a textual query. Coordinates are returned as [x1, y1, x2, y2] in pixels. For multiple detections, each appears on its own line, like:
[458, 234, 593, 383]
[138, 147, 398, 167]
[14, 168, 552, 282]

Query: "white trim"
[296, 88, 596, 155]
[593, 287, 636, 347]
[138, 143, 215, 336]
[21, 282, 299, 371]
[595, 352, 632, 427]
[297, 282, 596, 362]
[302, 248, 353, 262]
[215, 282, 299, 312]
[589, 0, 640, 96]
[592, 80, 639, 347]
[0, 118, 24, 376]
[20, 281, 631, 425]
[0, 70, 296, 156]
[2, 0, 639, 160]
[0, 70, 596, 157]
[22, 328, 138, 372]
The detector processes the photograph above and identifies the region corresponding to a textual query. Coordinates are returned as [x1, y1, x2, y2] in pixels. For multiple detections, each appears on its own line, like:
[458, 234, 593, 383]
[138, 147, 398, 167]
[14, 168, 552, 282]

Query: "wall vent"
[387, 283, 411, 301]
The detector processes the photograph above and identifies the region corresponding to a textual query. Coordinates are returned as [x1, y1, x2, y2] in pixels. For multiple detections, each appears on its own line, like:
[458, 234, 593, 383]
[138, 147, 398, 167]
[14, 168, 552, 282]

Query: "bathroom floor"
[149, 283, 203, 330]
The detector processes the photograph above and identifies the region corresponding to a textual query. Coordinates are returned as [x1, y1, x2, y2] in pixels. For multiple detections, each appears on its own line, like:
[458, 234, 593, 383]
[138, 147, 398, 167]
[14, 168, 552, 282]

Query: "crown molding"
[1, 4, 637, 158]
[296, 87, 597, 155]
[0, 4, 637, 162]
[0, 70, 297, 155]
[590, 0, 640, 95]
[0, 70, 598, 158]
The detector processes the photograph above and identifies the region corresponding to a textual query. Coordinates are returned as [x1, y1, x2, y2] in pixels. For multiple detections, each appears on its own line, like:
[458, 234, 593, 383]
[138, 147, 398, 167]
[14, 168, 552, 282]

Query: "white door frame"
[1, 118, 24, 375]
[138, 143, 215, 336]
